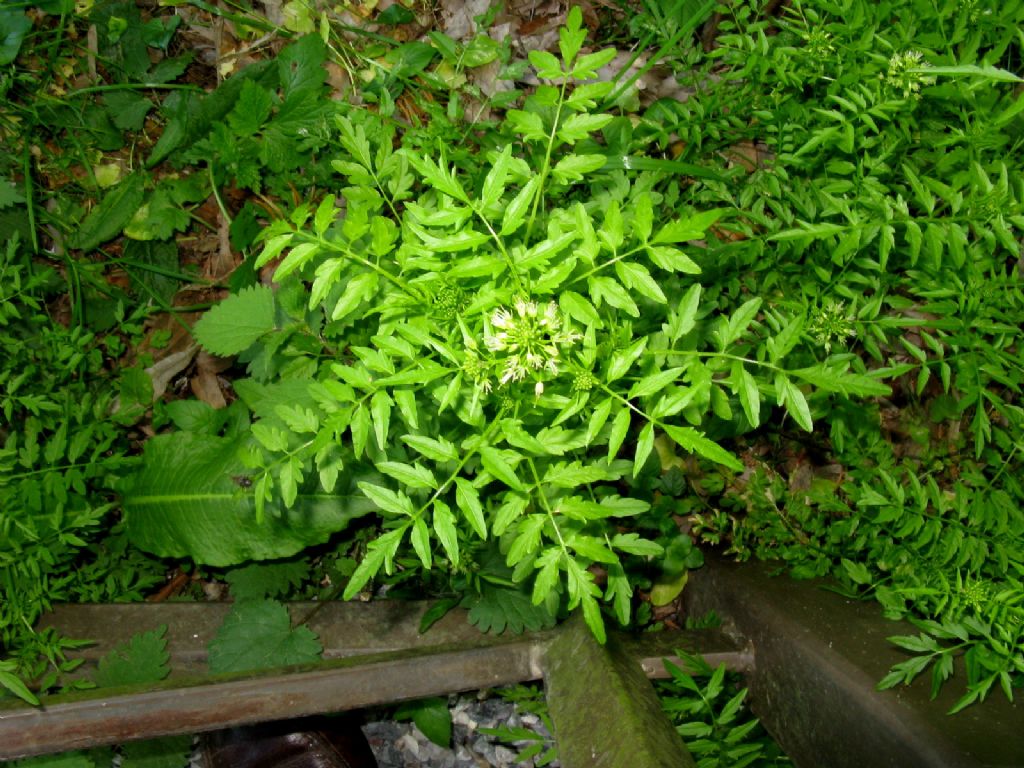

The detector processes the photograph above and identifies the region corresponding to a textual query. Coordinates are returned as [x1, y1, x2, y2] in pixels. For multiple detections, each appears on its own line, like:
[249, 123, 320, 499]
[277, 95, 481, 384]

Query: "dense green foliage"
[1, 0, 1022, 723]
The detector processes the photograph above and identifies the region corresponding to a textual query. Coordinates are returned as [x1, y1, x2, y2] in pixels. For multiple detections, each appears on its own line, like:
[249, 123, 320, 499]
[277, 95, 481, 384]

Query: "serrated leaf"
[662, 425, 743, 472]
[607, 407, 631, 460]
[559, 290, 603, 328]
[482, 145, 513, 207]
[411, 517, 432, 569]
[615, 261, 667, 303]
[776, 375, 813, 432]
[532, 548, 562, 605]
[274, 241, 320, 280]
[377, 457, 438, 490]
[501, 176, 539, 235]
[551, 153, 606, 184]
[557, 113, 613, 144]
[358, 481, 415, 516]
[652, 210, 723, 243]
[634, 422, 654, 476]
[432, 500, 459, 565]
[607, 337, 647, 382]
[402, 434, 458, 462]
[480, 446, 524, 490]
[455, 478, 487, 539]
[731, 361, 760, 428]
[464, 583, 557, 634]
[208, 599, 322, 673]
[647, 246, 701, 274]
[225, 560, 311, 601]
[371, 390, 392, 451]
[193, 284, 276, 356]
[95, 626, 170, 687]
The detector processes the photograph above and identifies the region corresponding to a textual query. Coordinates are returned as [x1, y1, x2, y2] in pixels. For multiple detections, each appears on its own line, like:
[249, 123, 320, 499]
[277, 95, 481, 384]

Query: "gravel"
[363, 692, 559, 768]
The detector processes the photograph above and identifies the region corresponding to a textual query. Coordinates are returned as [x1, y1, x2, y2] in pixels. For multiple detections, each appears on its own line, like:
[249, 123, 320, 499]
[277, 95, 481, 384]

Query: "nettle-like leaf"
[462, 582, 558, 635]
[94, 626, 171, 688]
[208, 599, 322, 673]
[224, 559, 311, 600]
[193, 284, 276, 356]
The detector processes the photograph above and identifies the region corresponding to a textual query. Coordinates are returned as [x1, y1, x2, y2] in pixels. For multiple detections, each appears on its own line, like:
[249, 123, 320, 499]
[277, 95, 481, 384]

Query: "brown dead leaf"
[191, 351, 231, 409]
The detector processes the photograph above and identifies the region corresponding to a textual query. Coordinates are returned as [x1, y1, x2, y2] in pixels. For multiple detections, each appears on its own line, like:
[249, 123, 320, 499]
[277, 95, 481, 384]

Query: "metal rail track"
[2, 558, 1021, 767]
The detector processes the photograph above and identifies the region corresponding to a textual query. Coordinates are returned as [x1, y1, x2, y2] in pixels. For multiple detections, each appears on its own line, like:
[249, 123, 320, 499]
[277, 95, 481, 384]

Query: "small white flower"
[491, 308, 513, 329]
[535, 381, 544, 397]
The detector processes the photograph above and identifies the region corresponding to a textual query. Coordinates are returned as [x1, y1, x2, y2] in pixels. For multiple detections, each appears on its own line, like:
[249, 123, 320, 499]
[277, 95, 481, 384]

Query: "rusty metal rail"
[3, 558, 1022, 767]
[1, 599, 749, 765]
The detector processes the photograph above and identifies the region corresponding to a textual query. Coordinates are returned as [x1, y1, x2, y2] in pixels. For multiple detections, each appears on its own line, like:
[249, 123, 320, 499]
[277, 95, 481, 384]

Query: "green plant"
[124, 7, 881, 644]
[660, 651, 791, 767]
[653, 0, 1024, 710]
[0, 233, 165, 702]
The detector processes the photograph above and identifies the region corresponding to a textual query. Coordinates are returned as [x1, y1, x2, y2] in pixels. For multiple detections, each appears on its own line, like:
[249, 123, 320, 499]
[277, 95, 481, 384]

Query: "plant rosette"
[124, 8, 884, 642]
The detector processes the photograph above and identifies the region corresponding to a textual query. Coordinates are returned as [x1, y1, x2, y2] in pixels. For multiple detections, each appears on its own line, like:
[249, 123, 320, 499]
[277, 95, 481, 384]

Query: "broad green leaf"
[528, 49, 562, 78]
[633, 195, 653, 242]
[395, 697, 451, 747]
[70, 172, 146, 251]
[611, 533, 663, 556]
[568, 535, 617, 565]
[493, 493, 529, 536]
[790, 365, 891, 397]
[507, 514, 547, 565]
[629, 367, 684, 400]
[208, 599, 322, 673]
[571, 47, 618, 79]
[769, 221, 846, 241]
[924, 64, 1022, 82]
[125, 434, 373, 566]
[648, 245, 701, 274]
[193, 284, 276, 356]
[332, 272, 379, 321]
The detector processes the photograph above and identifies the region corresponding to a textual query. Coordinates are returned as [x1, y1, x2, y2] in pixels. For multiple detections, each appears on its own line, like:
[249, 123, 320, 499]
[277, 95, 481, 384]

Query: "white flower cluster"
[883, 50, 936, 99]
[481, 299, 581, 394]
